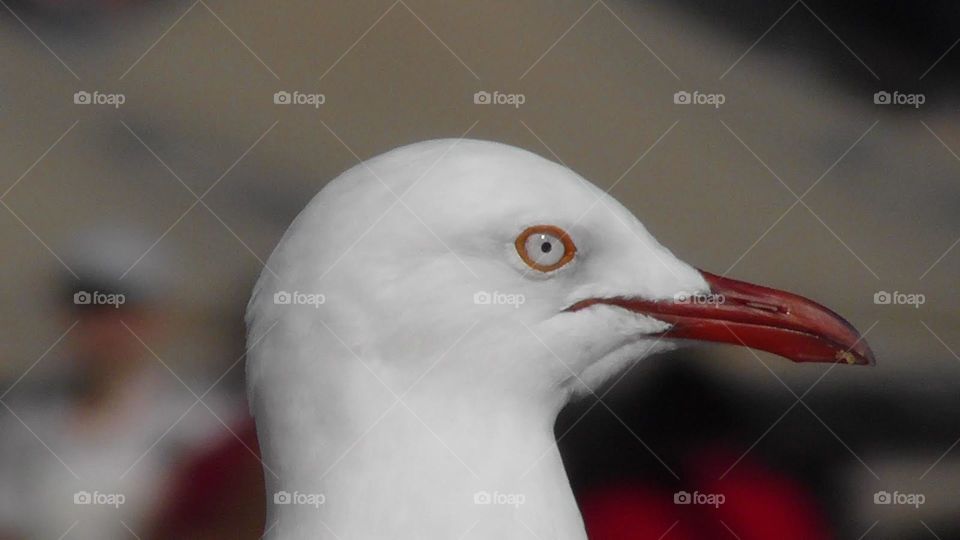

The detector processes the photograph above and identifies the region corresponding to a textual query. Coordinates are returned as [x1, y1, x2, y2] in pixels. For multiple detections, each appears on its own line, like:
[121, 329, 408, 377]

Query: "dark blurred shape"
[662, 0, 960, 91]
[149, 418, 265, 540]
[6, 0, 148, 22]
[580, 444, 832, 539]
[563, 359, 834, 538]
[560, 358, 745, 489]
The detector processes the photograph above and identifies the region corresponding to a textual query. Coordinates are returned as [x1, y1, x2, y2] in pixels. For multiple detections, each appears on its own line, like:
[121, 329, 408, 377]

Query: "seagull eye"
[516, 225, 576, 272]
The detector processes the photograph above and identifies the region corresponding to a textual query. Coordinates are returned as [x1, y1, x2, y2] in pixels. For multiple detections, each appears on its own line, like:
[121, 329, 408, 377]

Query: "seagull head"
[249, 138, 872, 405]
[246, 139, 873, 539]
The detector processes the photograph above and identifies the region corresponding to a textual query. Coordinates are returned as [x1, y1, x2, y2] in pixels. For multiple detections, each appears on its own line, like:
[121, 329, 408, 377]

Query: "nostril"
[745, 301, 786, 314]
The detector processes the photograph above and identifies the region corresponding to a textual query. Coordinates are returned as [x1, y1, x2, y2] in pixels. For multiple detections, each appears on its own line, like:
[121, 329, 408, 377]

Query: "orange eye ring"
[515, 225, 577, 272]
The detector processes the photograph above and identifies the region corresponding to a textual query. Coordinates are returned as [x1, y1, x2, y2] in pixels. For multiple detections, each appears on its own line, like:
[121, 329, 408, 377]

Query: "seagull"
[246, 139, 874, 539]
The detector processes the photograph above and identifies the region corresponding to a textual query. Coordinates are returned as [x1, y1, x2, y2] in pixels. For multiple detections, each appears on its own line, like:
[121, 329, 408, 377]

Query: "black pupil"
[540, 241, 552, 253]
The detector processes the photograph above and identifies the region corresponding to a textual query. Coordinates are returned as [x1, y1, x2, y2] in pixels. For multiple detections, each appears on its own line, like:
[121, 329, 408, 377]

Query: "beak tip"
[851, 342, 877, 367]
[837, 349, 874, 366]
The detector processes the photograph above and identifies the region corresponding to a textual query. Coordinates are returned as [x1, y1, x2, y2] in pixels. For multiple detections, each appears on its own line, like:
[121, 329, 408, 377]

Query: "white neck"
[255, 355, 586, 540]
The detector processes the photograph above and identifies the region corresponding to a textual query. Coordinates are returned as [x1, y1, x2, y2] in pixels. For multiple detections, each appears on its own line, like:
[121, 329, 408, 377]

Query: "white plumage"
[246, 139, 871, 539]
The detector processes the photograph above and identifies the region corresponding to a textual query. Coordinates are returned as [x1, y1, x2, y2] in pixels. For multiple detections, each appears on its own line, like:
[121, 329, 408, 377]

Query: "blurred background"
[1, 0, 958, 538]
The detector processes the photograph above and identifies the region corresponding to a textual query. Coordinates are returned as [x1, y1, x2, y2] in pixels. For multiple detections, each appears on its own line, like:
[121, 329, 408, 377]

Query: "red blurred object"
[148, 418, 265, 540]
[580, 444, 832, 540]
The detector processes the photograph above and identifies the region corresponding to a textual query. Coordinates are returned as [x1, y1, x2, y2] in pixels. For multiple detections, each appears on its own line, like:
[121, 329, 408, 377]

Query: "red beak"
[567, 271, 875, 365]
